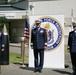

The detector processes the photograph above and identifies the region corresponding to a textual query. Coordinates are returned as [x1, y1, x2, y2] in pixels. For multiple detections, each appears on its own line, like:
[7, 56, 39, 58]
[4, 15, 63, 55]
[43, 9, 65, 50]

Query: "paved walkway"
[0, 44, 73, 75]
[0, 65, 72, 75]
[0, 63, 72, 75]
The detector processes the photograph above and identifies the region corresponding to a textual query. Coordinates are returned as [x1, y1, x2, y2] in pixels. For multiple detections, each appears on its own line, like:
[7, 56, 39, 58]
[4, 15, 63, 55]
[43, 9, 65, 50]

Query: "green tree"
[0, 17, 9, 32]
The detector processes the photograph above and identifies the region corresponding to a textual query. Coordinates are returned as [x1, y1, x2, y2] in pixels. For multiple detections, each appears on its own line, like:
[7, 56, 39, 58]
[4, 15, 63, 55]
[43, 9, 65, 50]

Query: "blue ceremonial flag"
[24, 19, 29, 39]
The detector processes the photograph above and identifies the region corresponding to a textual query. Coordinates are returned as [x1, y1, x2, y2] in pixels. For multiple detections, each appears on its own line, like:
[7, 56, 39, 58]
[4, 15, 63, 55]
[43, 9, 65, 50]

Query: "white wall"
[29, 0, 76, 17]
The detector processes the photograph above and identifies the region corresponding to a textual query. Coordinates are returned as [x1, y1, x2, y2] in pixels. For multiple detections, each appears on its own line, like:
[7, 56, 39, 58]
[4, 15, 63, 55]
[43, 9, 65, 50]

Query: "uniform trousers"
[33, 49, 44, 70]
[70, 52, 76, 75]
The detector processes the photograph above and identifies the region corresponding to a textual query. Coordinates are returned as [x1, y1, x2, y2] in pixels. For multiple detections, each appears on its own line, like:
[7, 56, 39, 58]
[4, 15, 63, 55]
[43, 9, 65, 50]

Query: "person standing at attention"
[31, 20, 47, 73]
[68, 23, 76, 75]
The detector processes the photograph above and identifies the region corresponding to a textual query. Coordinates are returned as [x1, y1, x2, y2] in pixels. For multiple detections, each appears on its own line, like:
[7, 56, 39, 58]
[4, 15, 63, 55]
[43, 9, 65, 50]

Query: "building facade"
[0, 0, 76, 45]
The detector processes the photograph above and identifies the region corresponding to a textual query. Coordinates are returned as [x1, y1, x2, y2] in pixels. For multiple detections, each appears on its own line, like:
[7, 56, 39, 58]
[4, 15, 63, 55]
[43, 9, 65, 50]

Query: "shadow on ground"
[20, 66, 34, 71]
[13, 62, 34, 71]
[13, 62, 28, 66]
[53, 70, 71, 75]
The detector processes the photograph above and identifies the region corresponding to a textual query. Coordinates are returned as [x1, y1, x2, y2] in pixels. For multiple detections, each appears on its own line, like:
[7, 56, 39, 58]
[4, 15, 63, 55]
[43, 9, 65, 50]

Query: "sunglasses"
[73, 26, 76, 28]
[36, 23, 40, 25]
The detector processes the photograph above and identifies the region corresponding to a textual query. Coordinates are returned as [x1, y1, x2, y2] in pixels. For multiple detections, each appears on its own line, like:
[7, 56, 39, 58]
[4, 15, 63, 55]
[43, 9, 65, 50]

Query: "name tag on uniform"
[40, 30, 44, 33]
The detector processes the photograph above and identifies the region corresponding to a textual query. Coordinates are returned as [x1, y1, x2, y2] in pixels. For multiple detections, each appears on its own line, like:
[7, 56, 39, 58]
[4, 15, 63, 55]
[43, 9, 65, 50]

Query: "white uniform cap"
[35, 20, 41, 24]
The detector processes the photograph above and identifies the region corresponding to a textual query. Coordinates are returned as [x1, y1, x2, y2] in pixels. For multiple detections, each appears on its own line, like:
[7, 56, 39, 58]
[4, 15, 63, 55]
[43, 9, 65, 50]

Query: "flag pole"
[71, 9, 73, 17]
[21, 13, 29, 67]
[71, 9, 74, 31]
[21, 37, 25, 67]
[68, 9, 74, 68]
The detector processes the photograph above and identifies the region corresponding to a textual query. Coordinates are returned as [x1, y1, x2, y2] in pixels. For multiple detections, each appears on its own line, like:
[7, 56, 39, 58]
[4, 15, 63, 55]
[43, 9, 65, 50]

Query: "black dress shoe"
[34, 69, 38, 72]
[38, 70, 42, 73]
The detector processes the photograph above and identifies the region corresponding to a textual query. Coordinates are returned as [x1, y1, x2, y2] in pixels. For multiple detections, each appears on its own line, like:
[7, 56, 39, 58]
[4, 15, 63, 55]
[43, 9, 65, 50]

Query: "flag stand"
[21, 14, 29, 67]
[21, 37, 25, 67]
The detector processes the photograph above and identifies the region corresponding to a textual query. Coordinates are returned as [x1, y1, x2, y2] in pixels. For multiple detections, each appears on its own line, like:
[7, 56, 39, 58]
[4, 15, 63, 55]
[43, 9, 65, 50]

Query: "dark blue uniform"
[31, 27, 47, 71]
[68, 31, 76, 75]
[0, 32, 5, 65]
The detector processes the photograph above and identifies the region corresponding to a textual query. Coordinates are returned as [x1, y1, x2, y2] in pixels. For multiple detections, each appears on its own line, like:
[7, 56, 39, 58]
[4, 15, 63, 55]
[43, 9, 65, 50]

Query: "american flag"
[24, 19, 29, 38]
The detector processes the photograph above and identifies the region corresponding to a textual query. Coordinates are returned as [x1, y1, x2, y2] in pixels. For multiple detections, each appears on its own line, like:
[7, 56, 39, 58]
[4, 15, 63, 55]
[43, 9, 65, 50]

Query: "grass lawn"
[9, 45, 68, 64]
[65, 45, 69, 54]
[10, 52, 28, 64]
